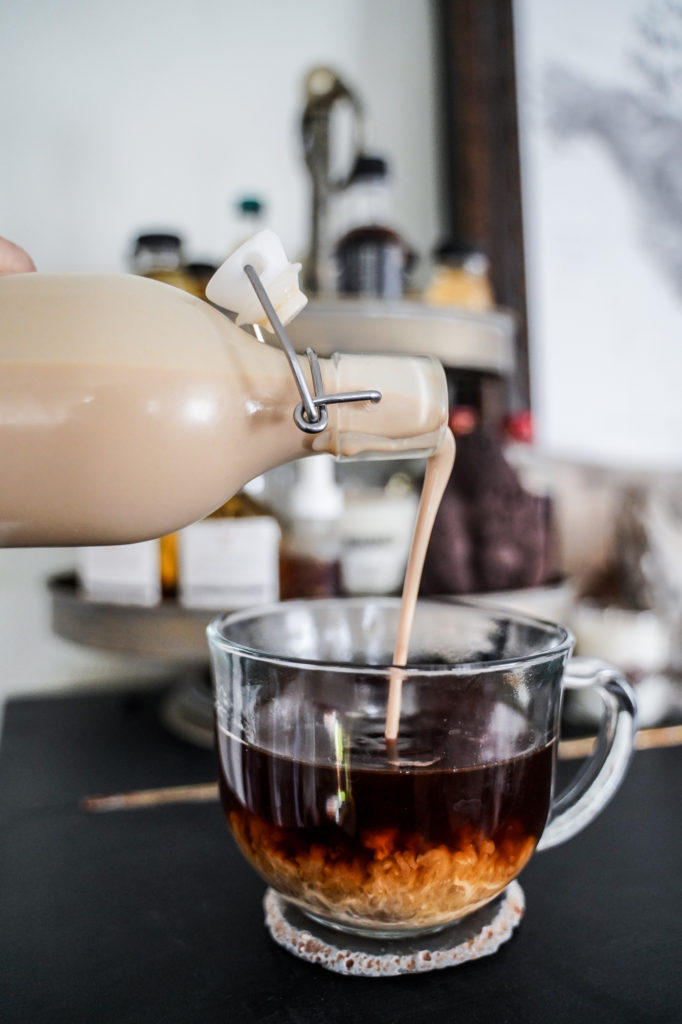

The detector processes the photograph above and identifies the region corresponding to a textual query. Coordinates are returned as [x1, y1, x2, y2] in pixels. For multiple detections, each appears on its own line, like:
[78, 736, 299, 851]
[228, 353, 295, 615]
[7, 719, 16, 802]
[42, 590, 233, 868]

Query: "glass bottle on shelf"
[184, 262, 219, 299]
[279, 455, 343, 599]
[334, 154, 408, 299]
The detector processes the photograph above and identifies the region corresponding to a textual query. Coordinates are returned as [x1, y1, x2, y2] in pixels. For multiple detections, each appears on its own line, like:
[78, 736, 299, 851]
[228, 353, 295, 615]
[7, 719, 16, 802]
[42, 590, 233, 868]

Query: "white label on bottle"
[340, 537, 408, 595]
[77, 541, 161, 606]
[340, 491, 417, 596]
[178, 517, 280, 609]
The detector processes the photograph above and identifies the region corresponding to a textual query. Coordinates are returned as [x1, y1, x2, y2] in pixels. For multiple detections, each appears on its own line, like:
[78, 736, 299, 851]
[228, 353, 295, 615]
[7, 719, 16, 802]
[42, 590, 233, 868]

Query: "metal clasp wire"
[243, 263, 381, 435]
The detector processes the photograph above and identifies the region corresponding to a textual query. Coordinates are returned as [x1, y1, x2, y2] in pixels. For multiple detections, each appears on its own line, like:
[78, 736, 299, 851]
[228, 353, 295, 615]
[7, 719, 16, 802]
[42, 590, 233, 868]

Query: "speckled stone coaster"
[264, 881, 525, 977]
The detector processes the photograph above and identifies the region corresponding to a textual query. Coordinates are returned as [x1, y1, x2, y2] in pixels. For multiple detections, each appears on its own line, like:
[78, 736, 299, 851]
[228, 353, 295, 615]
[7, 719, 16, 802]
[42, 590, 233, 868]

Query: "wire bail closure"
[243, 263, 381, 435]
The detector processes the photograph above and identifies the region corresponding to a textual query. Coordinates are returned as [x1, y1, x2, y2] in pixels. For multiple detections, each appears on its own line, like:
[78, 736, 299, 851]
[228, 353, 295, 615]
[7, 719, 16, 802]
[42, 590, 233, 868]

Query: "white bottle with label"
[178, 477, 281, 610]
[340, 473, 419, 596]
[0, 244, 448, 548]
[76, 540, 162, 607]
[279, 455, 343, 599]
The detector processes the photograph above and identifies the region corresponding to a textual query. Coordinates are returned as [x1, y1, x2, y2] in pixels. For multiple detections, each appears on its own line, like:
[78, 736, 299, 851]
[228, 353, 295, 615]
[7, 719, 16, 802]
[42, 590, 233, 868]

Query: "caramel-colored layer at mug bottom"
[229, 812, 536, 930]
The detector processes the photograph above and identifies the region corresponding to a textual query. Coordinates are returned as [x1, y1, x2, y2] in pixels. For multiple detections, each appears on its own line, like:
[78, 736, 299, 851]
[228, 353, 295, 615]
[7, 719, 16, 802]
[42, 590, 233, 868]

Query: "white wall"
[0, 0, 439, 710]
[0, 0, 439, 273]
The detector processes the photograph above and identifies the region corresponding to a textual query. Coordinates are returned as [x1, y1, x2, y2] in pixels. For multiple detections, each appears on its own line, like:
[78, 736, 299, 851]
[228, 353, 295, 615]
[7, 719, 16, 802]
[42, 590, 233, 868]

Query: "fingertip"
[0, 237, 37, 274]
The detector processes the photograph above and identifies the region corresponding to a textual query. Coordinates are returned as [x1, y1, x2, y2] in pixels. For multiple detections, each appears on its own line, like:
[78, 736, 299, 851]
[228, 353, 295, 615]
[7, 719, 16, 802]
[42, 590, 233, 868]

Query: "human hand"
[0, 236, 36, 274]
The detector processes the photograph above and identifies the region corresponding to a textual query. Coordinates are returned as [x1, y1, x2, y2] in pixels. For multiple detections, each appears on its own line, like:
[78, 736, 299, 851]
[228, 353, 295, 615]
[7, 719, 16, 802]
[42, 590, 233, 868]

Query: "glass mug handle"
[537, 656, 638, 852]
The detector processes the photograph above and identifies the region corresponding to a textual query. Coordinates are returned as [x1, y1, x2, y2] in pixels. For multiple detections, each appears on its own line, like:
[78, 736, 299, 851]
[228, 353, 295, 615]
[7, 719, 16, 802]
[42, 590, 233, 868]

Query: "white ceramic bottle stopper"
[206, 229, 308, 330]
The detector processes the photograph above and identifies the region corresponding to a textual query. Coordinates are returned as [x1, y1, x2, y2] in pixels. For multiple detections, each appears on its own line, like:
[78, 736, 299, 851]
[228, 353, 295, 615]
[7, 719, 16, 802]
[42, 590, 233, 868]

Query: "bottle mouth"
[311, 351, 449, 461]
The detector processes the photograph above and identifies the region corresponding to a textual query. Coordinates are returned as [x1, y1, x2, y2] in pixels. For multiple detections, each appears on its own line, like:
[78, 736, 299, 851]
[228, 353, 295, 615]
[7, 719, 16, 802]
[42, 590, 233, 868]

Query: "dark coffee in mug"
[217, 698, 555, 934]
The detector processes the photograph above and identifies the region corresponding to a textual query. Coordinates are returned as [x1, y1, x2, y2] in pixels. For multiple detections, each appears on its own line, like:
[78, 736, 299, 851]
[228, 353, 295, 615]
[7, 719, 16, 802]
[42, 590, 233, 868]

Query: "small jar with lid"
[423, 239, 494, 312]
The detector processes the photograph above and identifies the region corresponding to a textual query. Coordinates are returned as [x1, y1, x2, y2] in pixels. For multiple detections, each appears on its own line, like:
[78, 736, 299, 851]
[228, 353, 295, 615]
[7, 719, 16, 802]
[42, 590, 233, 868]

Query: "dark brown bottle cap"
[133, 233, 182, 253]
[349, 154, 388, 182]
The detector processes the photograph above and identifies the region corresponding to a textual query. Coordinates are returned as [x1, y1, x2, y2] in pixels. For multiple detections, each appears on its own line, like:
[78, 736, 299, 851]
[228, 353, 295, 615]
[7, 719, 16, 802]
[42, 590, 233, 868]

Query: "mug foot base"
[263, 881, 525, 977]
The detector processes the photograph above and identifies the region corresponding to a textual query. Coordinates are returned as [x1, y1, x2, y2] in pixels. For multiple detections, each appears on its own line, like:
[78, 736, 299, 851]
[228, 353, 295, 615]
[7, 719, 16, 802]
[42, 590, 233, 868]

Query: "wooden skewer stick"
[82, 782, 218, 812]
[558, 724, 682, 761]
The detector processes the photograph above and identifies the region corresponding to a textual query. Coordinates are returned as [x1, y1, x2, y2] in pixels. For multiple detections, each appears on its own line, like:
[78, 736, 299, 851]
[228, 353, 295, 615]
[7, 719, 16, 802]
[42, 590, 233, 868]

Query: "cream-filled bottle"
[0, 271, 448, 547]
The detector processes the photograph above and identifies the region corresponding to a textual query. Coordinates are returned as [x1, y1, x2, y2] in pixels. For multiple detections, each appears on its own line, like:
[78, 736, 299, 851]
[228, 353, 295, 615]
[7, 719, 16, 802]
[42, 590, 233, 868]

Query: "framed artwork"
[438, 0, 682, 469]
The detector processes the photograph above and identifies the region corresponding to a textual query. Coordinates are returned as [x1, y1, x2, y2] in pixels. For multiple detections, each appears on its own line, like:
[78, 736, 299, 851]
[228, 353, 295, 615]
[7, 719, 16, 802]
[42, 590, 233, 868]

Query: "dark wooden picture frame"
[435, 0, 529, 409]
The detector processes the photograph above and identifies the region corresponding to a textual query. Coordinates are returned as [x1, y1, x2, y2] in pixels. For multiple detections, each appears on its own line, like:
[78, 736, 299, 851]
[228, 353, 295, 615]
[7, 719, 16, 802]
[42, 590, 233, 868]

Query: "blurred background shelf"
[49, 573, 214, 663]
[287, 299, 515, 375]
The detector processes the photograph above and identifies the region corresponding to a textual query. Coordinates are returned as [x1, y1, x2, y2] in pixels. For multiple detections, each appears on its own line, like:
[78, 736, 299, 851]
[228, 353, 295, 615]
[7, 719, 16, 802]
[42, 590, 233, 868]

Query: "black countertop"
[1, 687, 680, 1023]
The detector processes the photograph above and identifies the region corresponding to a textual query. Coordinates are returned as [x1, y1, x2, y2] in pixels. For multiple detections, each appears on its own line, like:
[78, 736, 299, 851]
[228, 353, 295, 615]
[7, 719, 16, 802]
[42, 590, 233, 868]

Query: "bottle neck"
[233, 332, 448, 483]
[310, 351, 448, 461]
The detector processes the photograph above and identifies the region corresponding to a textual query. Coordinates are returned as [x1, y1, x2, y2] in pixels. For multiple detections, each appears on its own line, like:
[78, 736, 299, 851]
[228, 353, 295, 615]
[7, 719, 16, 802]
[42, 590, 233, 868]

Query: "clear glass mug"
[207, 598, 636, 939]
